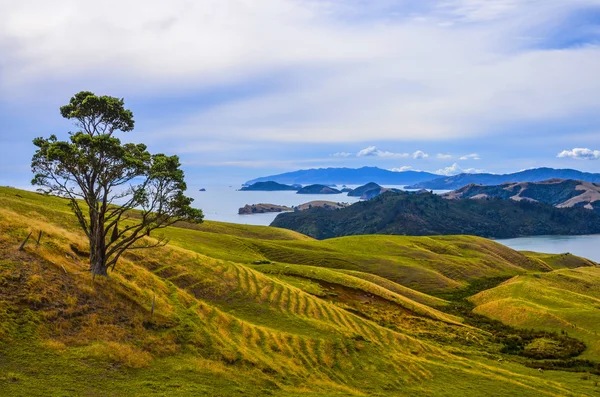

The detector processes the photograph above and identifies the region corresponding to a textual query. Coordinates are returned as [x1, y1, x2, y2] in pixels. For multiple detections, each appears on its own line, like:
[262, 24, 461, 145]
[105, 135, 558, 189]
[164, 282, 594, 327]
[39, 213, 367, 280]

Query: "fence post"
[18, 232, 32, 251]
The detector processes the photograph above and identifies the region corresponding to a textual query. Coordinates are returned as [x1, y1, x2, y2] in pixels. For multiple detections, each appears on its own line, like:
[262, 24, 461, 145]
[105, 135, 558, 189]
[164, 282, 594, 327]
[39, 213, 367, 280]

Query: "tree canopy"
[32, 91, 203, 276]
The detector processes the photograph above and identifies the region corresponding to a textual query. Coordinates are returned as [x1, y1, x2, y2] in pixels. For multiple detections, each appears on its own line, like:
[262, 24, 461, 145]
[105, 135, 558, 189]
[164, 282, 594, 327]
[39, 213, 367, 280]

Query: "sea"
[189, 184, 600, 263]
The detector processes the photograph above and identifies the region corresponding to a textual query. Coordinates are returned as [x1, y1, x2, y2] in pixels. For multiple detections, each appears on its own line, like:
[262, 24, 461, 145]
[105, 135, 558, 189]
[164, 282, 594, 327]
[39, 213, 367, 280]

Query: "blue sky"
[1, 0, 600, 187]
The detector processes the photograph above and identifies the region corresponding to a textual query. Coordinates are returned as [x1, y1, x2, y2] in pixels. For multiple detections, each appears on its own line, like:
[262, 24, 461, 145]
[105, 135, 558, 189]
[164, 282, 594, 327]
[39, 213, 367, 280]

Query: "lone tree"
[32, 91, 203, 277]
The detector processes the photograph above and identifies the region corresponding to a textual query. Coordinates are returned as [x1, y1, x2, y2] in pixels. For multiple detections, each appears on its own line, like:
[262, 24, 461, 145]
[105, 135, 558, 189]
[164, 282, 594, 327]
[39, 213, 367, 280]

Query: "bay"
[188, 184, 361, 226]
[496, 235, 600, 263]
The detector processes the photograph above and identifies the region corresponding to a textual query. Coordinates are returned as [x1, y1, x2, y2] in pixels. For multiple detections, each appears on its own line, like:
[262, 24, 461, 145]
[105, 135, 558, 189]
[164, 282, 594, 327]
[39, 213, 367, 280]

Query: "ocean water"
[495, 235, 600, 263]
[188, 184, 361, 226]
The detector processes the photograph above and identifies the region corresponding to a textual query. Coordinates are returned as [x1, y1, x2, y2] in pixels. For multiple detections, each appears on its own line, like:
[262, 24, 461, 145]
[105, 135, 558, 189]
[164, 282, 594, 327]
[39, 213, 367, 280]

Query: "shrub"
[86, 342, 152, 368]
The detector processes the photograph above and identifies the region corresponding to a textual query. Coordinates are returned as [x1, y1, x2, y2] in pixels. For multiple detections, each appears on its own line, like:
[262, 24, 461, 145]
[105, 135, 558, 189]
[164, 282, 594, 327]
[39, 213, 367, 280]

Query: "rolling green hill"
[471, 267, 600, 360]
[271, 191, 600, 239]
[1, 186, 599, 396]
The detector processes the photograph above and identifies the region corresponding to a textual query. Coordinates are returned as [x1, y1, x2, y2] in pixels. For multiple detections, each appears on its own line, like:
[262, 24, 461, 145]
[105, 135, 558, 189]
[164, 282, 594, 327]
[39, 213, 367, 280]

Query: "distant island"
[271, 190, 600, 239]
[444, 179, 600, 213]
[246, 166, 439, 186]
[239, 200, 348, 214]
[297, 184, 342, 194]
[407, 168, 600, 190]
[239, 203, 292, 214]
[347, 182, 401, 199]
[240, 181, 298, 191]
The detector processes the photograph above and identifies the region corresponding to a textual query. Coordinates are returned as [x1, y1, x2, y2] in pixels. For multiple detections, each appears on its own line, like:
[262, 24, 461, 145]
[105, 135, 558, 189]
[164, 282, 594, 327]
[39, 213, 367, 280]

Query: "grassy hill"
[471, 267, 600, 360]
[271, 191, 600, 239]
[1, 186, 599, 396]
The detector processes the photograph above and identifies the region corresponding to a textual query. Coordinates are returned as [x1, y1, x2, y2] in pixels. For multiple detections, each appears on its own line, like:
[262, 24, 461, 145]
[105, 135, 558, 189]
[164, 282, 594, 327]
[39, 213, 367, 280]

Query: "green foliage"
[272, 191, 600, 239]
[59, 90, 135, 134]
[31, 91, 202, 276]
[435, 277, 586, 360]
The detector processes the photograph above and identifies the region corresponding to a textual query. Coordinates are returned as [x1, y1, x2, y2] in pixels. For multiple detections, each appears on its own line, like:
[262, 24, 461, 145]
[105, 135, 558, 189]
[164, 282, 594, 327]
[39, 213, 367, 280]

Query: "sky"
[1, 0, 600, 188]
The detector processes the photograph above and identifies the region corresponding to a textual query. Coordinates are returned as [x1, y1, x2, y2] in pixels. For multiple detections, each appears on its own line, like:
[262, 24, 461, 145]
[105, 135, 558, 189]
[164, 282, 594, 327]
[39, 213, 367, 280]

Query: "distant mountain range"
[247, 166, 600, 189]
[407, 168, 600, 190]
[444, 179, 600, 213]
[245, 166, 439, 186]
[271, 190, 600, 240]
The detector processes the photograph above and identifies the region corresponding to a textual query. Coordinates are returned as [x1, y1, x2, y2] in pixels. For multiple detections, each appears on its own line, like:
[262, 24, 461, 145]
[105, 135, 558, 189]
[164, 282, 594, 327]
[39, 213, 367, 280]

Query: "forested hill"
[270, 191, 600, 239]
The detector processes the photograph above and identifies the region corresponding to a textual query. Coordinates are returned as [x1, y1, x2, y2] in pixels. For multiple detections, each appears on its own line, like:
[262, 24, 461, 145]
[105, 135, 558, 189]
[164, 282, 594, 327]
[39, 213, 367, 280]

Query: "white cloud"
[557, 148, 600, 160]
[459, 153, 481, 160]
[390, 166, 413, 172]
[412, 150, 429, 159]
[437, 153, 453, 159]
[356, 146, 409, 158]
[435, 163, 484, 176]
[1, 0, 600, 147]
[332, 152, 352, 157]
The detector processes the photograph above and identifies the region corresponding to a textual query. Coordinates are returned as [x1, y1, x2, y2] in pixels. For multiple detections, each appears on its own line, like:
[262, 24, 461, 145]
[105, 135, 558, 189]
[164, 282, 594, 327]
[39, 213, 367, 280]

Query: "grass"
[470, 266, 600, 360]
[0, 186, 599, 396]
[522, 251, 598, 270]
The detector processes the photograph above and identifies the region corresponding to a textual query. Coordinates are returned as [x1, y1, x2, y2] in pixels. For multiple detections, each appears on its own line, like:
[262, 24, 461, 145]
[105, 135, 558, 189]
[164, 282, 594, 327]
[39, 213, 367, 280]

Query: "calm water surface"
[189, 184, 361, 226]
[496, 235, 600, 263]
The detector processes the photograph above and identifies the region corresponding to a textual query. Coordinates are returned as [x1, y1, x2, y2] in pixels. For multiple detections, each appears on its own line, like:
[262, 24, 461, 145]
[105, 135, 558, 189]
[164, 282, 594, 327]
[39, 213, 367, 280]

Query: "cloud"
[2, 0, 600, 147]
[412, 150, 429, 159]
[437, 153, 453, 159]
[332, 152, 352, 157]
[459, 153, 481, 160]
[557, 148, 600, 160]
[390, 166, 413, 172]
[356, 146, 409, 158]
[354, 147, 429, 159]
[435, 163, 484, 176]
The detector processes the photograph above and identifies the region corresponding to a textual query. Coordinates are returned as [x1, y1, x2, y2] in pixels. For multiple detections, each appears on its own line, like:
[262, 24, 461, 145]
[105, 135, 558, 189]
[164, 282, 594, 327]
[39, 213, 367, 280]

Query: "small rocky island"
[240, 181, 298, 191]
[296, 184, 342, 194]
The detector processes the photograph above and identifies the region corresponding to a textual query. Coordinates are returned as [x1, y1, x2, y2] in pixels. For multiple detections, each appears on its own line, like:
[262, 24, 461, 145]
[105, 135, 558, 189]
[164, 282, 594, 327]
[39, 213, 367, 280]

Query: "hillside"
[444, 179, 600, 213]
[471, 267, 600, 360]
[1, 186, 600, 396]
[240, 181, 298, 191]
[407, 167, 600, 190]
[295, 201, 349, 211]
[246, 166, 438, 186]
[238, 203, 292, 214]
[271, 191, 600, 239]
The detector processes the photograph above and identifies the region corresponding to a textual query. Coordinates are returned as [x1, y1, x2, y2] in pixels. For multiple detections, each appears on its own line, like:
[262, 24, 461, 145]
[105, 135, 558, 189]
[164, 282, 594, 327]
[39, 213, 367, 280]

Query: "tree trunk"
[91, 254, 108, 276]
[89, 218, 108, 277]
